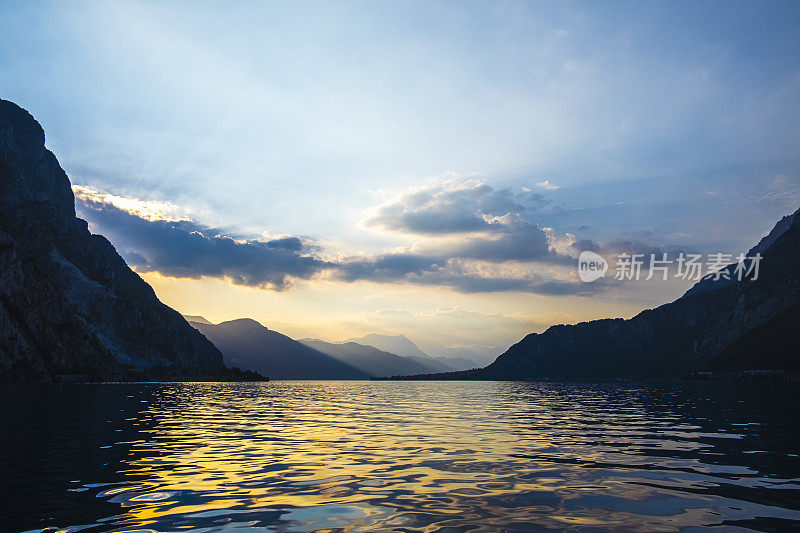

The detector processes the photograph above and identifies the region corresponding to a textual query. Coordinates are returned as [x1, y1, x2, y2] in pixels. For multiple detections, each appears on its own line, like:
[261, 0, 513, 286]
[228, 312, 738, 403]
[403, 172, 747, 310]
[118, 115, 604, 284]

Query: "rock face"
[403, 208, 800, 380]
[0, 99, 225, 381]
[189, 319, 369, 379]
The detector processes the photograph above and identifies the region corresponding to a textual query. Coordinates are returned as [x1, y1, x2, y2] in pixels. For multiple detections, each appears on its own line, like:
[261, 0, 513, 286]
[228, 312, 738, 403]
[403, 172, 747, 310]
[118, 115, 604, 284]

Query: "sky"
[1, 1, 799, 361]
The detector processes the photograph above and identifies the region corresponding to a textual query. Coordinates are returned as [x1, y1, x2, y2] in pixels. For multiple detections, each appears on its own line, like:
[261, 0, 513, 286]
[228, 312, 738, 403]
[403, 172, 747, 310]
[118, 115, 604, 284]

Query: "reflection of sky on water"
[1, 381, 799, 531]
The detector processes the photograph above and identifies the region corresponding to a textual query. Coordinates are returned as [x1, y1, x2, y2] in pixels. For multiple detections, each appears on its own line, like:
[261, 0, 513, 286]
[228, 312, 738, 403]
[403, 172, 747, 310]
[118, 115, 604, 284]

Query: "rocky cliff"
[0, 99, 227, 381]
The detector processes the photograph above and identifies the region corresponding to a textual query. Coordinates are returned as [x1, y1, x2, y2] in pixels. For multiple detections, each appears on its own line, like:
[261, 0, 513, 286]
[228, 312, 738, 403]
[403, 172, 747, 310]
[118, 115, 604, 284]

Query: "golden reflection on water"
[18, 381, 800, 531]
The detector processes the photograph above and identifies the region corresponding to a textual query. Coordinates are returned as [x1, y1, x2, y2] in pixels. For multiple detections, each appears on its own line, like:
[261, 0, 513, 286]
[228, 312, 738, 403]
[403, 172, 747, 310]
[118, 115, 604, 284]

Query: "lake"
[1, 381, 799, 532]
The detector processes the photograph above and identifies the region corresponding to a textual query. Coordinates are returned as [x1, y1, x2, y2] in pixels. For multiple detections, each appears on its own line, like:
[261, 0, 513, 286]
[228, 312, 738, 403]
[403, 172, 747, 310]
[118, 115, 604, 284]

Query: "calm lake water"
[1, 381, 799, 532]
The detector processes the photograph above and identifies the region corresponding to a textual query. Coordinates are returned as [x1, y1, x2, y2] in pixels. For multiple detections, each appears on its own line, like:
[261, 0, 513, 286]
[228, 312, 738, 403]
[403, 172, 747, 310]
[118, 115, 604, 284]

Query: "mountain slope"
[397, 208, 800, 380]
[346, 334, 431, 359]
[183, 315, 213, 325]
[299, 339, 444, 377]
[432, 356, 480, 372]
[434, 345, 498, 367]
[190, 319, 369, 379]
[705, 301, 800, 371]
[0, 99, 227, 381]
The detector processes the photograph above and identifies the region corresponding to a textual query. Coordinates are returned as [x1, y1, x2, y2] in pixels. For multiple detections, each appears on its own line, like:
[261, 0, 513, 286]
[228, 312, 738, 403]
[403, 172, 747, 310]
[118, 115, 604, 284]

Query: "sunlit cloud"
[75, 192, 331, 290]
[72, 185, 191, 222]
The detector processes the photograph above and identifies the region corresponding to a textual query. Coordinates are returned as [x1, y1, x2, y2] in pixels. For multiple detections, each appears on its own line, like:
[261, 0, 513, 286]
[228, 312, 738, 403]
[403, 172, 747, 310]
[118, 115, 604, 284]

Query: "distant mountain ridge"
[187, 318, 369, 379]
[433, 345, 499, 367]
[432, 356, 480, 372]
[184, 315, 457, 378]
[299, 338, 445, 377]
[0, 99, 237, 381]
[183, 315, 213, 325]
[346, 333, 431, 359]
[345, 333, 475, 373]
[394, 207, 800, 380]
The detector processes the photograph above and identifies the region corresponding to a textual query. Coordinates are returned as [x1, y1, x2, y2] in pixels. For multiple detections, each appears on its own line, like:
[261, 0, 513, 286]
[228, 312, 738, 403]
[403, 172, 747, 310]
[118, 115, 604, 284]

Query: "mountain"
[346, 333, 431, 359]
[393, 208, 800, 380]
[189, 319, 369, 379]
[0, 99, 238, 381]
[299, 338, 444, 377]
[432, 356, 479, 372]
[440, 346, 503, 367]
[705, 300, 800, 372]
[183, 315, 213, 325]
[344, 334, 457, 373]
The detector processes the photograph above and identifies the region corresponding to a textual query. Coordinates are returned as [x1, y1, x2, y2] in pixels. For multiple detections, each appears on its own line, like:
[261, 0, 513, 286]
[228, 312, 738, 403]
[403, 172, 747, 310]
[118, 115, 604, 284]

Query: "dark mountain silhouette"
[391, 207, 800, 380]
[0, 99, 247, 381]
[299, 338, 445, 376]
[705, 301, 800, 372]
[189, 319, 369, 379]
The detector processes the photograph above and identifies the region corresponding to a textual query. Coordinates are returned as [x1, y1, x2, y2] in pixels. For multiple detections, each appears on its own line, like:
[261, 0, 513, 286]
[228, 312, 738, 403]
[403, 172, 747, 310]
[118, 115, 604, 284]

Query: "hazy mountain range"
[345, 334, 429, 359]
[186, 320, 478, 378]
[344, 333, 473, 372]
[187, 319, 368, 380]
[301, 339, 443, 376]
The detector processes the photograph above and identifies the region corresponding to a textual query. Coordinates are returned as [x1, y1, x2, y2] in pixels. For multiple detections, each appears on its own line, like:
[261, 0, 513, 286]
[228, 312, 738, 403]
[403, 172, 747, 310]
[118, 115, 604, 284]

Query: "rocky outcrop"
[397, 208, 800, 380]
[0, 99, 227, 381]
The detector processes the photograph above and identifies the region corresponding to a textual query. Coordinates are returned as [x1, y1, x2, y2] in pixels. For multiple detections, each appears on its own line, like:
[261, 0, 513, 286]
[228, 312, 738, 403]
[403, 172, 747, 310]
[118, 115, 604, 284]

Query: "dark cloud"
[334, 253, 602, 295]
[426, 215, 556, 263]
[527, 192, 550, 209]
[570, 237, 677, 258]
[364, 180, 528, 235]
[76, 197, 331, 290]
[335, 254, 445, 282]
[266, 236, 304, 251]
[363, 180, 566, 263]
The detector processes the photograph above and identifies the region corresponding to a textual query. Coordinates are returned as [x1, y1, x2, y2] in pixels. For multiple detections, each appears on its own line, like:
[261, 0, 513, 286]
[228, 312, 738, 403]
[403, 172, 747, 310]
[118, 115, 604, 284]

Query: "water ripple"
[1, 381, 799, 531]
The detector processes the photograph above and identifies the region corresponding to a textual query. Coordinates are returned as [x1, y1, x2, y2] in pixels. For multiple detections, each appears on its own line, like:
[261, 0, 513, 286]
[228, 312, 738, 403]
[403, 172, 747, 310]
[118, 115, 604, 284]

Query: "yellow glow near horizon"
[138, 271, 670, 352]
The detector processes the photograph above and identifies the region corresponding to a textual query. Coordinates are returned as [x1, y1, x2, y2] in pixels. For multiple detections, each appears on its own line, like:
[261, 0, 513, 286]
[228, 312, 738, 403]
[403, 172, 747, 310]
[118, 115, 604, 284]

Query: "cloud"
[75, 190, 331, 290]
[370, 306, 534, 330]
[73, 185, 191, 222]
[363, 179, 528, 235]
[74, 182, 595, 294]
[410, 306, 581, 334]
[536, 179, 560, 191]
[368, 308, 413, 320]
[411, 213, 557, 263]
[334, 254, 601, 294]
[362, 179, 567, 264]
